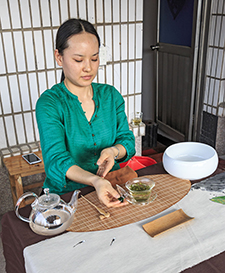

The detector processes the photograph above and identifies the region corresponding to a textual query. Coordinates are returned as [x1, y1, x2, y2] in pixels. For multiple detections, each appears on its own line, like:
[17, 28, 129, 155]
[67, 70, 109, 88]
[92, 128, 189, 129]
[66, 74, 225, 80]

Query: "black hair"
[56, 18, 100, 55]
[56, 18, 100, 82]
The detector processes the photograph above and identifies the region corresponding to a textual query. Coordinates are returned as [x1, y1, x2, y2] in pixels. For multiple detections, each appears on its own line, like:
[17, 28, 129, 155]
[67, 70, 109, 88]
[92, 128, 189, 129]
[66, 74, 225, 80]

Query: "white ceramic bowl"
[162, 142, 218, 180]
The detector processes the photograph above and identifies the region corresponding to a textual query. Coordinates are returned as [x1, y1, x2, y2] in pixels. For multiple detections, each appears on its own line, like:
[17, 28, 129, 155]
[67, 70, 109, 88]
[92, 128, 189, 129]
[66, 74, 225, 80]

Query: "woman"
[36, 18, 135, 207]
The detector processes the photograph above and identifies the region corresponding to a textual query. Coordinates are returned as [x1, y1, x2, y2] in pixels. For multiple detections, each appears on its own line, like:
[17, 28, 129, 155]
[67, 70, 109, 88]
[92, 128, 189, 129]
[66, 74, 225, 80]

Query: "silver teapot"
[15, 188, 80, 236]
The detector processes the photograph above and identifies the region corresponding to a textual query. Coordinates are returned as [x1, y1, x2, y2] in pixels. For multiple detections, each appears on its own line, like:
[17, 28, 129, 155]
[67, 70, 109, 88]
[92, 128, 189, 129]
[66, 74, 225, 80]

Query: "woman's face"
[55, 32, 100, 88]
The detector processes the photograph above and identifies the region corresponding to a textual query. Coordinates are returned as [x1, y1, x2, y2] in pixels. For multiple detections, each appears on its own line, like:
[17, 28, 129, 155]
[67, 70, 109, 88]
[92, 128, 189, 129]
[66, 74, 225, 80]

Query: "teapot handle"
[15, 192, 38, 223]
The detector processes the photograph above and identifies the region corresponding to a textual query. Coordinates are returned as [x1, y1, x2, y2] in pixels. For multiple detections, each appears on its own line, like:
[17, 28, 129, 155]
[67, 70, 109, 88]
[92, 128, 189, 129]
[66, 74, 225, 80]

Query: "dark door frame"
[141, 0, 212, 142]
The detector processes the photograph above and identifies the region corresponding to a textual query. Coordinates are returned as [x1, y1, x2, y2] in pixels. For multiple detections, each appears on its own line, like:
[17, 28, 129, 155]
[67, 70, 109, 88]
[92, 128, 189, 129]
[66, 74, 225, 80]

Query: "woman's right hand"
[66, 164, 127, 207]
[92, 177, 128, 208]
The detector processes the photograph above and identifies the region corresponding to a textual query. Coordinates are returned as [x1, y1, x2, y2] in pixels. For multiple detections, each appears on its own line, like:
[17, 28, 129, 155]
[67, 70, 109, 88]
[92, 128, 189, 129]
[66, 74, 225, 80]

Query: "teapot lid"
[36, 188, 60, 210]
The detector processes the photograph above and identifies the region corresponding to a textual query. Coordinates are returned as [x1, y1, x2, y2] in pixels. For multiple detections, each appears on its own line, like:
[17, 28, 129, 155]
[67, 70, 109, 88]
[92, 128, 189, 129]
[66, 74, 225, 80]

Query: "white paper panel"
[69, 0, 78, 18]
[98, 66, 105, 83]
[135, 60, 142, 92]
[87, 0, 95, 24]
[129, 95, 135, 119]
[135, 94, 142, 112]
[96, 0, 103, 22]
[33, 111, 40, 141]
[18, 74, 31, 111]
[9, 75, 21, 113]
[29, 73, 39, 110]
[0, 77, 12, 114]
[20, 0, 31, 28]
[38, 72, 48, 95]
[121, 63, 127, 96]
[43, 30, 55, 69]
[34, 31, 45, 70]
[136, 23, 143, 59]
[0, 37, 6, 74]
[59, 0, 69, 24]
[3, 33, 16, 73]
[40, 0, 51, 27]
[78, 0, 87, 19]
[129, 0, 136, 21]
[106, 64, 113, 85]
[47, 70, 56, 90]
[13, 32, 26, 72]
[136, 0, 143, 21]
[124, 96, 128, 116]
[24, 31, 36, 71]
[56, 70, 62, 84]
[9, 0, 21, 29]
[121, 0, 128, 22]
[0, 118, 7, 148]
[112, 0, 119, 22]
[129, 24, 135, 59]
[30, 0, 41, 27]
[14, 114, 26, 144]
[105, 25, 112, 59]
[0, 0, 10, 29]
[97, 26, 104, 45]
[5, 116, 17, 146]
[113, 25, 120, 61]
[50, 0, 60, 26]
[104, 0, 112, 23]
[121, 25, 127, 60]
[114, 63, 120, 91]
[129, 61, 135, 94]
[24, 113, 34, 143]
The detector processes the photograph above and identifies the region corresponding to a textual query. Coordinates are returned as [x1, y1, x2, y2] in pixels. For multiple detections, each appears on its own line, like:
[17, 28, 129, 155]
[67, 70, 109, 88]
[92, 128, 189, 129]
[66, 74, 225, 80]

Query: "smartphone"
[22, 153, 42, 165]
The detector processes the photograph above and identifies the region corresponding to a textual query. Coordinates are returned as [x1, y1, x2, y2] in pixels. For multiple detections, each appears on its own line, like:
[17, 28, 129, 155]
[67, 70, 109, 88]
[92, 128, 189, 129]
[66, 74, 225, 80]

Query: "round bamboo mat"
[67, 174, 191, 232]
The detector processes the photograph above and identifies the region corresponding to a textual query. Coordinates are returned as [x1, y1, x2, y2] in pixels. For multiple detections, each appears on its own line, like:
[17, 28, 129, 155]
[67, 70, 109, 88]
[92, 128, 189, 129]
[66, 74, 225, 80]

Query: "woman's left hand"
[96, 147, 116, 177]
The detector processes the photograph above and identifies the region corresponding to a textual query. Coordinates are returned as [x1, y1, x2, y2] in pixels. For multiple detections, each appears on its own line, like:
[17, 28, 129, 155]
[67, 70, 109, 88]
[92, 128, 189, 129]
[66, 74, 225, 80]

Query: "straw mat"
[67, 174, 191, 232]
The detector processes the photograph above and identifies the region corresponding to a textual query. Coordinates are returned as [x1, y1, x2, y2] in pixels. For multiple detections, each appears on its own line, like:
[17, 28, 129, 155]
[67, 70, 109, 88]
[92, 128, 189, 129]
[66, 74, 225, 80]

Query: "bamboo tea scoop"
[81, 195, 110, 219]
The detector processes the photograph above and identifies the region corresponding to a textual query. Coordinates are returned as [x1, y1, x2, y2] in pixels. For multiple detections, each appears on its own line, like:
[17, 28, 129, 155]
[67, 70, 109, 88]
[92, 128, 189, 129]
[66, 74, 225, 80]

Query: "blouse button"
[89, 122, 91, 125]
[94, 143, 96, 146]
[64, 185, 66, 188]
[95, 115, 97, 118]
[92, 134, 95, 137]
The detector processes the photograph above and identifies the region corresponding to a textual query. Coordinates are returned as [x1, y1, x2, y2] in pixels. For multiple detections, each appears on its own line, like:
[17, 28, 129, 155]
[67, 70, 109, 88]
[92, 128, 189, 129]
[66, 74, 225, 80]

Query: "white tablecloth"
[24, 189, 225, 273]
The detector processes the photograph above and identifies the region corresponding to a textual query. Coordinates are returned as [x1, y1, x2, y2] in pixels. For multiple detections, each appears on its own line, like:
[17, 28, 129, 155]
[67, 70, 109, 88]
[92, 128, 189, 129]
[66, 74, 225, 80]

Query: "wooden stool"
[3, 151, 45, 207]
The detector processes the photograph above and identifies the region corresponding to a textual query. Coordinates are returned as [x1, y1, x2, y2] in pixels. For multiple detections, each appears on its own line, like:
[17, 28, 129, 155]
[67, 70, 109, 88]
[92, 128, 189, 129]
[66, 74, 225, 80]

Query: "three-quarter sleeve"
[36, 91, 77, 191]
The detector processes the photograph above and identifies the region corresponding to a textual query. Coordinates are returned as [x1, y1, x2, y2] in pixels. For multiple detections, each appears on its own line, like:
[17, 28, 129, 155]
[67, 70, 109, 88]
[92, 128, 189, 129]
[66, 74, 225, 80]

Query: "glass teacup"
[117, 177, 156, 205]
[131, 112, 143, 125]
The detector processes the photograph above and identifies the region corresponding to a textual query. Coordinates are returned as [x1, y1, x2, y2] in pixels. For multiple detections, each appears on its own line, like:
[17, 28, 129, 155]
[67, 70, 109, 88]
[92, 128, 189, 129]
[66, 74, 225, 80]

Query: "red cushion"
[119, 156, 157, 171]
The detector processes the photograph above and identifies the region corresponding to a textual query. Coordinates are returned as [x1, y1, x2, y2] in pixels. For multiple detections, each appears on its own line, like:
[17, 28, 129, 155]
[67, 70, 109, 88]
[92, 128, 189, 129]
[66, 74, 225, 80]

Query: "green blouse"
[36, 82, 135, 194]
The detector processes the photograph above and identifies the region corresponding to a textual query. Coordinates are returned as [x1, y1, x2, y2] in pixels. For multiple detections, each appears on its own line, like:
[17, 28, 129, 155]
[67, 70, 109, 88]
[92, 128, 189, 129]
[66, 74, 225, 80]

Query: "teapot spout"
[68, 190, 80, 212]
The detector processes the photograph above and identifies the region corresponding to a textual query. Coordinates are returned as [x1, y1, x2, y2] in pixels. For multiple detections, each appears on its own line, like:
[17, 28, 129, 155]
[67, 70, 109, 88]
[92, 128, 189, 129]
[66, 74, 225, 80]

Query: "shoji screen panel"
[0, 0, 143, 157]
[203, 0, 225, 116]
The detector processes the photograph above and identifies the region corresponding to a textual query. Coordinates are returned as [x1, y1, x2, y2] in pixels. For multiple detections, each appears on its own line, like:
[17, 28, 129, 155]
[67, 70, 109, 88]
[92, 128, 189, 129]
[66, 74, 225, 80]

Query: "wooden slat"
[23, 181, 44, 191]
